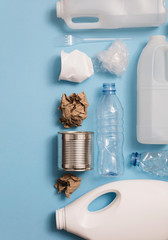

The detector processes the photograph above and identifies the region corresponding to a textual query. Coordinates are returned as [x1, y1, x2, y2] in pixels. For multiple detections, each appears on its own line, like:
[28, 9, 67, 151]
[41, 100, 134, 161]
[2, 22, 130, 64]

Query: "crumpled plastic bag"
[59, 50, 94, 83]
[55, 174, 82, 198]
[95, 40, 129, 76]
[58, 91, 89, 128]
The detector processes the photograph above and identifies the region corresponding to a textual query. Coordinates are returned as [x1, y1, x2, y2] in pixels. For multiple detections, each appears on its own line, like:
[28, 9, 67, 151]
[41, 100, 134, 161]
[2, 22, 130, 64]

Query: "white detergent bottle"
[56, 0, 167, 29]
[56, 180, 168, 240]
[137, 35, 168, 144]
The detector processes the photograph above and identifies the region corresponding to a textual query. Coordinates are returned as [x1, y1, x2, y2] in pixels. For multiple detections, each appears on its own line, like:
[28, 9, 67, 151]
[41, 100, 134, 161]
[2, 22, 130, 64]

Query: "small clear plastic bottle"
[131, 151, 168, 177]
[96, 83, 124, 177]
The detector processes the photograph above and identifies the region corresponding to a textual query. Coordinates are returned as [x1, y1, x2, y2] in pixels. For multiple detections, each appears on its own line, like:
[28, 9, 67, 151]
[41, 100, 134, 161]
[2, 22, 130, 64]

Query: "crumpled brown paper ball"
[55, 173, 82, 198]
[58, 92, 89, 128]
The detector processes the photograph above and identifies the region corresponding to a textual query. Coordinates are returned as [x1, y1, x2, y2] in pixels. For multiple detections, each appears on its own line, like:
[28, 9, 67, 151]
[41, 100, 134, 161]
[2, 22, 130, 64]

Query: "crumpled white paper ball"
[59, 50, 94, 83]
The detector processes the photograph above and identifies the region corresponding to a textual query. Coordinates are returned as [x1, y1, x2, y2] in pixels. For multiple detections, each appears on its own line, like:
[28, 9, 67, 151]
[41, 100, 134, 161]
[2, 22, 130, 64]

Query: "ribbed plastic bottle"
[96, 83, 124, 177]
[131, 151, 168, 177]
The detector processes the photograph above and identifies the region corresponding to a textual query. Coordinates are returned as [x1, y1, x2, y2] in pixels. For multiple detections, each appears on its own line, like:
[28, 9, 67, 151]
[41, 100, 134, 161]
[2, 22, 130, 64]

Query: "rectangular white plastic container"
[137, 36, 168, 144]
[56, 0, 167, 29]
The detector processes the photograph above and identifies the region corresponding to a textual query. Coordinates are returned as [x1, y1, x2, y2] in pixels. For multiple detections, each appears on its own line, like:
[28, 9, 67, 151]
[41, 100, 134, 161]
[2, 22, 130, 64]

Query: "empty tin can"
[58, 131, 94, 171]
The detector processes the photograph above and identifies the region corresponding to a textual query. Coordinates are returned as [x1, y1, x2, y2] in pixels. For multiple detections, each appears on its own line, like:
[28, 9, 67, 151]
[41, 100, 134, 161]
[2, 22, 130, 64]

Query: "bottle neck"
[103, 90, 116, 95]
[148, 35, 166, 45]
[56, 208, 66, 230]
[56, 1, 63, 19]
[102, 83, 116, 95]
[131, 152, 141, 166]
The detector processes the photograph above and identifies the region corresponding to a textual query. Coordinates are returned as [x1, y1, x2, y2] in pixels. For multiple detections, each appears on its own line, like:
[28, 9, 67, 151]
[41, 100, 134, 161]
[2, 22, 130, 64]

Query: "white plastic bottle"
[56, 0, 167, 29]
[137, 35, 168, 144]
[56, 180, 168, 240]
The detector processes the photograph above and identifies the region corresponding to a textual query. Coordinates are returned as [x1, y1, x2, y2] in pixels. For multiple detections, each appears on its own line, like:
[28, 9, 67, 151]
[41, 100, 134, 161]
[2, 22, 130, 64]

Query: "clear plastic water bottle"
[131, 151, 168, 177]
[96, 83, 124, 177]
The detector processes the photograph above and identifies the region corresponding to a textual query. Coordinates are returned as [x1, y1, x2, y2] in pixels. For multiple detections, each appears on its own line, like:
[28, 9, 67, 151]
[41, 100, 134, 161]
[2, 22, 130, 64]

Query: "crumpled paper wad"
[59, 50, 94, 83]
[55, 173, 82, 198]
[58, 91, 89, 128]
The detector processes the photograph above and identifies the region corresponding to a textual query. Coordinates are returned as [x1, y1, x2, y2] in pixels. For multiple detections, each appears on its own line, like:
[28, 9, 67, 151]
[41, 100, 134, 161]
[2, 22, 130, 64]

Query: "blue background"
[0, 0, 168, 239]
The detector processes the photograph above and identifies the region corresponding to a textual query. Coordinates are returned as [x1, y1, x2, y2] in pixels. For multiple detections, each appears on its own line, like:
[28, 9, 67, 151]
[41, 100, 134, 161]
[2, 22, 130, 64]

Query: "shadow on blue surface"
[49, 56, 61, 84]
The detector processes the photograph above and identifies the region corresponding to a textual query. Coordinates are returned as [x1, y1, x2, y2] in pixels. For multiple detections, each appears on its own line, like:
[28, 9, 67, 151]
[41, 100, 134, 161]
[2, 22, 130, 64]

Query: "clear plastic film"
[94, 40, 129, 77]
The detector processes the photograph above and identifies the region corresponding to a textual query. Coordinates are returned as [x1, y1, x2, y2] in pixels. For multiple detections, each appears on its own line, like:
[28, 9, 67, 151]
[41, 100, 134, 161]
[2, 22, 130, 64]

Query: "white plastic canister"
[56, 180, 168, 240]
[56, 0, 167, 29]
[137, 36, 168, 144]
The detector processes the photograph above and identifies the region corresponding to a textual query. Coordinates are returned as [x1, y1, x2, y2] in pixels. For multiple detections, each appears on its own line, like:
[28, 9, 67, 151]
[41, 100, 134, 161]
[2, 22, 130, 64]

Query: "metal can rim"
[58, 131, 94, 135]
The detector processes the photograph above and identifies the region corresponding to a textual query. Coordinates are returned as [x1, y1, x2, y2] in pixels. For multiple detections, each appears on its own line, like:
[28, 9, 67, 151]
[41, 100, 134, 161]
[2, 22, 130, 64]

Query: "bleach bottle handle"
[152, 44, 168, 85]
[76, 182, 122, 212]
[85, 189, 121, 212]
[56, 1, 101, 29]
[65, 16, 101, 29]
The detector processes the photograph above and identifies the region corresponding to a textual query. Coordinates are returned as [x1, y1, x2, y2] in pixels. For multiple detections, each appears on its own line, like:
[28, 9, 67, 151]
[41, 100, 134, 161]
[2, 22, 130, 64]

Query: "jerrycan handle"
[56, 1, 101, 29]
[150, 36, 168, 84]
[81, 187, 121, 212]
[65, 16, 101, 29]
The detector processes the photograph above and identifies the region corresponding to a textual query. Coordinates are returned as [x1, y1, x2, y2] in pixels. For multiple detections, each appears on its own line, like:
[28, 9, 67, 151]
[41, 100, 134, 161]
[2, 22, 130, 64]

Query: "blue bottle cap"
[131, 152, 141, 166]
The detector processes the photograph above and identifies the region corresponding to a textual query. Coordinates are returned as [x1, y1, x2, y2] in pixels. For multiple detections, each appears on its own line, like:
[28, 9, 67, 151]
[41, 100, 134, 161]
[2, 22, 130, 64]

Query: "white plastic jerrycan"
[56, 180, 168, 240]
[137, 36, 168, 144]
[56, 0, 167, 29]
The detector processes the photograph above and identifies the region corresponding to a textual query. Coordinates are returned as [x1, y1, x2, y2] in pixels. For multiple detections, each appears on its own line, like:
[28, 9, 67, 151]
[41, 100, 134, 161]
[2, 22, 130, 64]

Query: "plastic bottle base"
[100, 172, 123, 177]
